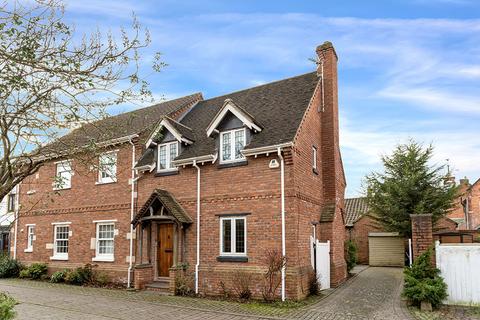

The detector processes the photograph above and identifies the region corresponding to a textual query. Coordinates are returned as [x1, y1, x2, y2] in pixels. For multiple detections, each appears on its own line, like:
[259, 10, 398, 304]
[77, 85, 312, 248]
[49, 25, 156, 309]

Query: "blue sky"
[64, 0, 480, 197]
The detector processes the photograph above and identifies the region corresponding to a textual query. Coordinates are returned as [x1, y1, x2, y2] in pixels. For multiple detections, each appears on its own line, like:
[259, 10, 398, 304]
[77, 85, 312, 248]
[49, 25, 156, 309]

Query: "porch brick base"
[134, 264, 154, 290]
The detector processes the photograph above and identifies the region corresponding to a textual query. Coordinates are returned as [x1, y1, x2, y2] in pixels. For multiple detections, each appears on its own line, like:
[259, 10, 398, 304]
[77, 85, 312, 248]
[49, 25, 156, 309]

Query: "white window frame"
[312, 146, 318, 171]
[25, 224, 35, 253]
[54, 160, 73, 190]
[157, 141, 179, 173]
[51, 224, 70, 260]
[93, 222, 115, 262]
[219, 128, 246, 164]
[219, 216, 247, 256]
[97, 151, 117, 184]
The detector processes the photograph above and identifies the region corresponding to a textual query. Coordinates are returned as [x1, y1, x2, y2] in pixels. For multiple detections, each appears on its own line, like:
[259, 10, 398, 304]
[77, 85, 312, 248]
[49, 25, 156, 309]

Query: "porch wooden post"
[173, 223, 178, 266]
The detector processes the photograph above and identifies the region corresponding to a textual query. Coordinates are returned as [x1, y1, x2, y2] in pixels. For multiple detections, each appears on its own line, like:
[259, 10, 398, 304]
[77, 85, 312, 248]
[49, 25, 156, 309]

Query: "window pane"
[222, 219, 231, 253]
[169, 143, 177, 168]
[158, 145, 167, 169]
[222, 132, 231, 161]
[234, 130, 245, 159]
[235, 219, 245, 253]
[99, 224, 114, 239]
[99, 240, 114, 254]
[99, 153, 117, 180]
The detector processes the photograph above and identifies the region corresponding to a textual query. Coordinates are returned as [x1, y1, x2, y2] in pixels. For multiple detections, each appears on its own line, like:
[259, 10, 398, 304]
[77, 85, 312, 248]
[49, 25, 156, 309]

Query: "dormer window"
[220, 128, 245, 163]
[158, 141, 178, 172]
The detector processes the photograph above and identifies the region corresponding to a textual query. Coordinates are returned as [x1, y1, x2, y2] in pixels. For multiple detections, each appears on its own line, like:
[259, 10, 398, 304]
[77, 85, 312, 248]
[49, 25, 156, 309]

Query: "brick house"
[345, 197, 457, 265]
[11, 42, 346, 300]
[447, 177, 480, 230]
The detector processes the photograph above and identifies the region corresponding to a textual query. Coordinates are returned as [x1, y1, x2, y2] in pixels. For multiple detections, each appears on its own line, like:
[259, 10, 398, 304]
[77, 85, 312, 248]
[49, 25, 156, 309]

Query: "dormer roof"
[206, 99, 262, 137]
[145, 116, 195, 147]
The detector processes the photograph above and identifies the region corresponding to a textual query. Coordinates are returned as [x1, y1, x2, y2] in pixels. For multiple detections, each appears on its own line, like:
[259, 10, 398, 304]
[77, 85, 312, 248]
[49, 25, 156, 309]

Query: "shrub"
[403, 249, 448, 308]
[219, 281, 231, 299]
[18, 269, 30, 279]
[345, 240, 358, 273]
[0, 256, 22, 278]
[174, 268, 195, 296]
[261, 249, 286, 302]
[0, 292, 16, 320]
[95, 272, 110, 287]
[232, 271, 252, 301]
[50, 270, 69, 283]
[307, 267, 320, 296]
[27, 263, 48, 280]
[64, 269, 83, 285]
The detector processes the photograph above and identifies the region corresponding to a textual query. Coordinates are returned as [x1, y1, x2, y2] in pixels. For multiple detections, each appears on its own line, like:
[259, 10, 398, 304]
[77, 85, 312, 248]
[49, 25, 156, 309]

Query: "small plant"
[307, 267, 320, 296]
[403, 249, 448, 309]
[232, 271, 252, 301]
[27, 263, 48, 280]
[95, 272, 110, 287]
[0, 292, 16, 320]
[219, 281, 231, 299]
[76, 263, 97, 285]
[261, 249, 286, 302]
[174, 268, 195, 296]
[345, 240, 358, 273]
[64, 269, 83, 285]
[0, 256, 22, 278]
[50, 270, 69, 283]
[19, 269, 30, 279]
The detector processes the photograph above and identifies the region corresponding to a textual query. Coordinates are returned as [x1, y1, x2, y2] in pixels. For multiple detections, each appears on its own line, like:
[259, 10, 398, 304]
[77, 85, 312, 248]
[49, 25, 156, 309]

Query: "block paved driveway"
[0, 267, 411, 320]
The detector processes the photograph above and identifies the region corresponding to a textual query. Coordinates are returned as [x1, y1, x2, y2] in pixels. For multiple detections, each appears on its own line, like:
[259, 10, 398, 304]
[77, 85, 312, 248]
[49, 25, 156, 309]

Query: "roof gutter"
[242, 142, 293, 157]
[172, 153, 217, 167]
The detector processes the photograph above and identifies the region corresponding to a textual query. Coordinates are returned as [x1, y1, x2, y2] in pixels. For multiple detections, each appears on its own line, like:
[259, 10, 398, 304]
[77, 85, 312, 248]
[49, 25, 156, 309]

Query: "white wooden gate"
[310, 237, 330, 290]
[436, 241, 480, 305]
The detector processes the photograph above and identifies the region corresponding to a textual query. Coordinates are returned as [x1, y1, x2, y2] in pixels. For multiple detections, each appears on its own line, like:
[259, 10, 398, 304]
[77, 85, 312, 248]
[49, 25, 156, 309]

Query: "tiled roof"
[345, 197, 369, 226]
[175, 72, 319, 160]
[42, 93, 202, 154]
[132, 189, 192, 225]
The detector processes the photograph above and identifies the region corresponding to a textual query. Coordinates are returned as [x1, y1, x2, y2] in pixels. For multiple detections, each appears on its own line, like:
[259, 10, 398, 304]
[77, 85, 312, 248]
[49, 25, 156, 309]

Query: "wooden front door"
[157, 224, 174, 277]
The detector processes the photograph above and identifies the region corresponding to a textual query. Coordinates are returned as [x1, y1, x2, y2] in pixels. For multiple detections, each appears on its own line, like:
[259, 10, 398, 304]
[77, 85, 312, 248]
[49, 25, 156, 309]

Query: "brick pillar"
[410, 214, 433, 260]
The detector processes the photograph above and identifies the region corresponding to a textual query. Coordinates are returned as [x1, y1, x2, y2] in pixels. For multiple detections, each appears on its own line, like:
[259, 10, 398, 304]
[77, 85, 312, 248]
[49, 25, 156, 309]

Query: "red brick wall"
[411, 214, 433, 260]
[346, 216, 383, 265]
[15, 143, 138, 283]
[469, 181, 480, 229]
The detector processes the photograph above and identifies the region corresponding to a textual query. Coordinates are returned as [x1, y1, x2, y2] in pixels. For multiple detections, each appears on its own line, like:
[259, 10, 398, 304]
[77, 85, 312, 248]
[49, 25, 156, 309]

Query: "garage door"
[368, 233, 405, 267]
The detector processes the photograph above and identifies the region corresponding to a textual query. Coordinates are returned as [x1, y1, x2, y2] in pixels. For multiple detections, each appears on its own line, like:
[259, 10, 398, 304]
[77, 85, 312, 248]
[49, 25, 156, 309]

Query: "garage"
[368, 232, 405, 267]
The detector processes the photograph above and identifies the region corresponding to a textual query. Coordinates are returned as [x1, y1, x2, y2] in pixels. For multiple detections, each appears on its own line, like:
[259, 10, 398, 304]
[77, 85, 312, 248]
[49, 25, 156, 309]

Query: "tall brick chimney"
[317, 41, 340, 203]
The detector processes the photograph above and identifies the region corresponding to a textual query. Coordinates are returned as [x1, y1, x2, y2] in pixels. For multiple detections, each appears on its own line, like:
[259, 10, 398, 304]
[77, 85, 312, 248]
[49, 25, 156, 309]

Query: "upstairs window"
[158, 142, 178, 172]
[312, 146, 318, 173]
[7, 193, 15, 212]
[98, 152, 117, 184]
[54, 160, 72, 189]
[220, 128, 245, 163]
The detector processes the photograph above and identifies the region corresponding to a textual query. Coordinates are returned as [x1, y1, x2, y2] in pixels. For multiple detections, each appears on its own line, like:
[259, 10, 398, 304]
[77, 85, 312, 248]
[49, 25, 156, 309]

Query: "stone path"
[0, 267, 411, 320]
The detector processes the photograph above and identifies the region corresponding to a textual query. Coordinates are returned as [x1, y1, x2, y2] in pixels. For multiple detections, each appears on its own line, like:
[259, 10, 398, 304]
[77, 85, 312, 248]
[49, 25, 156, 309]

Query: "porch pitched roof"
[132, 189, 192, 226]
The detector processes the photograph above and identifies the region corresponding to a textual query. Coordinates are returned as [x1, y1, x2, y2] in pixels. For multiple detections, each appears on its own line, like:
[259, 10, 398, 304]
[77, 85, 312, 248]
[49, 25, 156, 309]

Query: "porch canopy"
[132, 189, 192, 226]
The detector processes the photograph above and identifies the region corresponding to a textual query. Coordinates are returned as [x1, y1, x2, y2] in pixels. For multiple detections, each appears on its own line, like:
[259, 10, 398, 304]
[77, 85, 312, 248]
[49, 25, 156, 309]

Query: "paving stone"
[0, 267, 411, 320]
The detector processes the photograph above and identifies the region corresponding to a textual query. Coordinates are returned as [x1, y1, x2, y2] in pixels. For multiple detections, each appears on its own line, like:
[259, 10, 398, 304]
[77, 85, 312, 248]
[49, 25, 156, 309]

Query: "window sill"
[92, 256, 114, 262]
[53, 187, 71, 191]
[218, 160, 248, 169]
[155, 169, 179, 177]
[50, 256, 68, 261]
[217, 256, 248, 262]
[95, 180, 117, 185]
[24, 249, 33, 253]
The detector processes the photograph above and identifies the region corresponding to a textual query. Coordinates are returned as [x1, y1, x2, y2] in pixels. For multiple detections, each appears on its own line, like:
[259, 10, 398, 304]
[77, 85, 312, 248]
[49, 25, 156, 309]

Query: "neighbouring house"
[447, 177, 480, 230]
[11, 42, 346, 300]
[0, 187, 18, 255]
[345, 197, 458, 266]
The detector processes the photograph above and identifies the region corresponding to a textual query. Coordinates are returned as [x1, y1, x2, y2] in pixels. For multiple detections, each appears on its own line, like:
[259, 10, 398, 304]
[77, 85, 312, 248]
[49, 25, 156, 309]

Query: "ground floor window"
[220, 216, 247, 256]
[52, 224, 70, 260]
[94, 222, 115, 261]
[25, 225, 35, 252]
